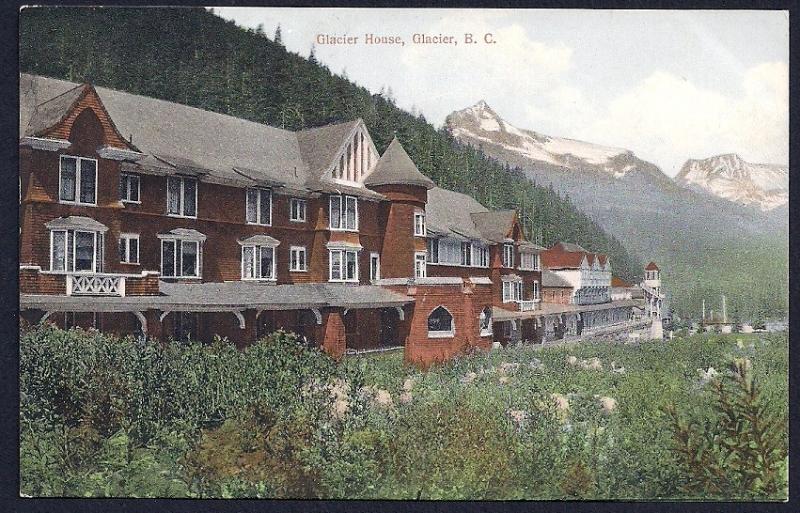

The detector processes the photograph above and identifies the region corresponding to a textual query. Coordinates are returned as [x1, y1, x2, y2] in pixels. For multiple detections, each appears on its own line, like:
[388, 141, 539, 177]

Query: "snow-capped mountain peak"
[675, 154, 788, 211]
[446, 101, 636, 176]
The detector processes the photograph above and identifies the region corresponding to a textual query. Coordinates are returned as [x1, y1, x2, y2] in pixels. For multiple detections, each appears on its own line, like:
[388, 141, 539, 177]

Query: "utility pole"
[722, 295, 727, 324]
[702, 299, 705, 323]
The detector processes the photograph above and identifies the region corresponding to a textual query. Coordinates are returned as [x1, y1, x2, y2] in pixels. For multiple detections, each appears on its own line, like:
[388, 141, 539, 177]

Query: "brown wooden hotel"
[19, 74, 649, 365]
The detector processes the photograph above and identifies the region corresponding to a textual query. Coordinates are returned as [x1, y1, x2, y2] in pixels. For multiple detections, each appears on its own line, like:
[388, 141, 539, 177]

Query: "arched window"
[427, 306, 454, 338]
[479, 306, 492, 336]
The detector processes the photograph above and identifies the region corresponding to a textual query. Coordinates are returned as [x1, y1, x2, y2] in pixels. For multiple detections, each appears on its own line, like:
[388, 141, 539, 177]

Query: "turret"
[644, 261, 660, 290]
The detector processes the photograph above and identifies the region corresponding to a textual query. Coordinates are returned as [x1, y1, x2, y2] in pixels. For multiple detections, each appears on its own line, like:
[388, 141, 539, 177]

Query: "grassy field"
[20, 325, 788, 500]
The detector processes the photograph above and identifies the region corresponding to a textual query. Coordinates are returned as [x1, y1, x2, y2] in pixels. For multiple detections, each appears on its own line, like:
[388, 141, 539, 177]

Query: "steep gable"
[364, 137, 435, 189]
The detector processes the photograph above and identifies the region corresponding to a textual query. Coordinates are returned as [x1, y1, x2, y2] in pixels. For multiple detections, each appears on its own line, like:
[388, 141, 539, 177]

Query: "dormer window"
[329, 195, 358, 231]
[59, 156, 97, 206]
[246, 188, 272, 226]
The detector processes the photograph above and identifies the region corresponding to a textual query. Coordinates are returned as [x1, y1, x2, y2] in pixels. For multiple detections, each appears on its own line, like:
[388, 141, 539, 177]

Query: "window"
[119, 234, 139, 264]
[414, 212, 426, 236]
[532, 281, 540, 301]
[329, 249, 358, 282]
[290, 246, 307, 272]
[502, 280, 522, 303]
[415, 252, 427, 278]
[427, 238, 439, 264]
[473, 243, 489, 267]
[520, 252, 540, 270]
[161, 239, 201, 278]
[119, 173, 140, 203]
[246, 188, 272, 225]
[370, 252, 380, 281]
[290, 198, 307, 222]
[502, 243, 514, 268]
[50, 229, 103, 272]
[242, 244, 276, 280]
[59, 156, 97, 205]
[437, 238, 461, 265]
[427, 306, 454, 338]
[329, 195, 358, 230]
[479, 306, 493, 336]
[167, 176, 197, 217]
[461, 242, 472, 266]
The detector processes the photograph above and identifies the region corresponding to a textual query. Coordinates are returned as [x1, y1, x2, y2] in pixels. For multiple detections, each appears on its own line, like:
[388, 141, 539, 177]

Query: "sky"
[215, 8, 788, 176]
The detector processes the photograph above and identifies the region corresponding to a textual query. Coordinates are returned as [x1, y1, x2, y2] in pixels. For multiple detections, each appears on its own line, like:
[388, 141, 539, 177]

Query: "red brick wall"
[369, 184, 427, 279]
[542, 286, 572, 305]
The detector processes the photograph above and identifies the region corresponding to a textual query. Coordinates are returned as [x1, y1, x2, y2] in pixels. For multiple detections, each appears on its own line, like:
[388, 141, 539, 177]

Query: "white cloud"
[586, 62, 788, 174]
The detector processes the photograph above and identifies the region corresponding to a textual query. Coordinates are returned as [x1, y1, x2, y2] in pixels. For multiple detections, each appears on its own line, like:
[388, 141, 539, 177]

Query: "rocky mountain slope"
[446, 101, 789, 320]
[676, 153, 788, 211]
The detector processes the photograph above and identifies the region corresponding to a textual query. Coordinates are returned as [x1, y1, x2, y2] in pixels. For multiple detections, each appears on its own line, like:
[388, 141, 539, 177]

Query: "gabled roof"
[554, 241, 588, 253]
[470, 210, 517, 243]
[425, 187, 488, 241]
[296, 119, 361, 177]
[24, 83, 87, 136]
[541, 250, 586, 270]
[611, 276, 632, 288]
[645, 261, 660, 271]
[20, 74, 385, 198]
[542, 269, 573, 288]
[363, 137, 435, 189]
[45, 216, 108, 233]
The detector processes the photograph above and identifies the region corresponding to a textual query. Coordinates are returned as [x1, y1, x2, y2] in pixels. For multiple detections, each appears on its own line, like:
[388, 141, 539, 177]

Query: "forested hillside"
[19, 6, 641, 280]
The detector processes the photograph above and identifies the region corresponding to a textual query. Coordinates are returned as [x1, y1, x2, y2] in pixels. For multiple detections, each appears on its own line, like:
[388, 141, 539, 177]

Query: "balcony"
[67, 273, 126, 297]
[517, 300, 539, 312]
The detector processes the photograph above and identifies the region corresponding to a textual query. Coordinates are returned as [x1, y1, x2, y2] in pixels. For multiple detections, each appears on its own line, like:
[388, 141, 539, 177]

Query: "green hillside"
[19, 6, 642, 281]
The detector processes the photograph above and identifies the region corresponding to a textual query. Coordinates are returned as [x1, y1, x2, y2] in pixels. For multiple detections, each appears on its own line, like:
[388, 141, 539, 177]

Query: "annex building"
[19, 73, 659, 366]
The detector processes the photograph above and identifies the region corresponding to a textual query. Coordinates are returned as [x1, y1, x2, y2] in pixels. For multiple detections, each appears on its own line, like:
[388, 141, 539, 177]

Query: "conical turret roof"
[364, 137, 435, 189]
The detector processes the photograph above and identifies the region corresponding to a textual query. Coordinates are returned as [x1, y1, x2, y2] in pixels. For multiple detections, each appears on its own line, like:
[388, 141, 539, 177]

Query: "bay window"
[50, 229, 103, 272]
[473, 243, 489, 267]
[461, 242, 472, 266]
[242, 245, 276, 280]
[59, 156, 97, 205]
[329, 195, 358, 231]
[246, 188, 272, 225]
[329, 249, 358, 282]
[167, 176, 197, 217]
[162, 239, 200, 278]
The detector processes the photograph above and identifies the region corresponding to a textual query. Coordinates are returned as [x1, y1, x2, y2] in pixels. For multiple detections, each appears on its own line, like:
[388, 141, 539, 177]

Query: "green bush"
[19, 324, 788, 500]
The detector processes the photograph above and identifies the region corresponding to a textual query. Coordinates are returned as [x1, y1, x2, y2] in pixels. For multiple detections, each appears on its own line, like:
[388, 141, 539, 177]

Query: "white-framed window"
[242, 244, 276, 280]
[290, 246, 307, 272]
[532, 280, 541, 301]
[414, 252, 427, 278]
[427, 306, 454, 338]
[436, 238, 461, 265]
[50, 229, 103, 272]
[161, 239, 201, 278]
[414, 212, 426, 236]
[329, 249, 359, 282]
[370, 252, 380, 281]
[119, 234, 139, 264]
[59, 155, 97, 205]
[119, 173, 141, 203]
[461, 242, 472, 266]
[167, 176, 197, 217]
[502, 243, 514, 268]
[479, 306, 493, 337]
[502, 280, 523, 303]
[427, 238, 439, 264]
[520, 252, 540, 271]
[290, 198, 307, 222]
[329, 195, 358, 231]
[473, 243, 489, 267]
[246, 188, 272, 226]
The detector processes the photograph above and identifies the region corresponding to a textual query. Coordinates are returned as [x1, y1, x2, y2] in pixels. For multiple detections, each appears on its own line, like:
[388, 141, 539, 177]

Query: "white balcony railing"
[518, 300, 538, 312]
[66, 273, 126, 297]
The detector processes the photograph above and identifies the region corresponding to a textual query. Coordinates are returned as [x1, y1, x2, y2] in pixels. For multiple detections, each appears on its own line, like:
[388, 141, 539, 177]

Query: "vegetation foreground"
[20, 325, 788, 500]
